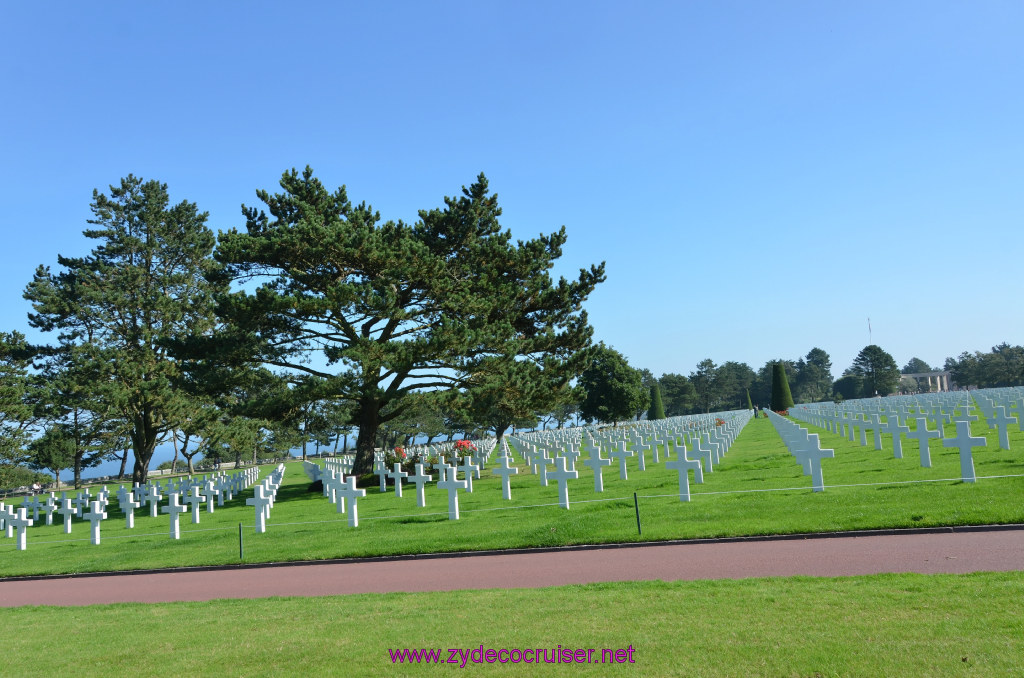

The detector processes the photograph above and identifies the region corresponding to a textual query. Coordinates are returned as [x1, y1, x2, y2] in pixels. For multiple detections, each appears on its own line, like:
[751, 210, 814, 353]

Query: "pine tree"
[648, 382, 666, 420]
[211, 169, 604, 473]
[25, 176, 222, 483]
[770, 361, 795, 412]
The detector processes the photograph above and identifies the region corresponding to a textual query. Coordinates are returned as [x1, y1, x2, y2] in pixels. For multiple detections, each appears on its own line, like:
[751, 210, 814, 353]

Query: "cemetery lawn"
[3, 416, 1023, 577]
[8, 571, 1024, 676]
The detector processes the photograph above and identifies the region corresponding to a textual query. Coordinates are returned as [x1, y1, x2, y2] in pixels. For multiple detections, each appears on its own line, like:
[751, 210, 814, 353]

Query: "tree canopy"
[849, 345, 901, 397]
[578, 345, 646, 425]
[210, 168, 604, 472]
[902, 357, 934, 374]
[24, 176, 221, 483]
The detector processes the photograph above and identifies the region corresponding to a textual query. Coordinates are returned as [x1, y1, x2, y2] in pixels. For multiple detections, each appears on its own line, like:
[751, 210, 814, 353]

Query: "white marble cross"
[57, 497, 76, 534]
[535, 448, 552, 487]
[145, 484, 163, 518]
[122, 491, 141, 528]
[186, 486, 205, 524]
[906, 417, 941, 467]
[582, 443, 612, 492]
[374, 461, 389, 493]
[491, 454, 518, 501]
[323, 470, 346, 513]
[632, 437, 649, 472]
[83, 500, 107, 545]
[863, 414, 883, 450]
[70, 492, 89, 518]
[408, 463, 432, 507]
[246, 485, 272, 533]
[388, 463, 409, 498]
[665, 447, 702, 502]
[563, 446, 580, 472]
[203, 479, 218, 512]
[43, 493, 57, 526]
[608, 442, 633, 480]
[458, 456, 479, 493]
[162, 492, 188, 540]
[436, 465, 467, 520]
[22, 495, 43, 523]
[798, 433, 834, 492]
[335, 476, 367, 527]
[547, 456, 579, 509]
[879, 415, 911, 459]
[693, 437, 714, 473]
[8, 507, 33, 551]
[987, 406, 1016, 451]
[942, 420, 987, 483]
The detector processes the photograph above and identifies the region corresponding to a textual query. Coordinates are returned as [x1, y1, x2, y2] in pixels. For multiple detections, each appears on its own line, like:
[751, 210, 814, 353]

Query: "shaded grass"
[2, 416, 1022, 577]
[7, 572, 1024, 676]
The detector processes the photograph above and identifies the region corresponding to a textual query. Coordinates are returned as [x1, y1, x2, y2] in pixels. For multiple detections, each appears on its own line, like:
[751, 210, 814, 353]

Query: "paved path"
[3, 528, 1023, 607]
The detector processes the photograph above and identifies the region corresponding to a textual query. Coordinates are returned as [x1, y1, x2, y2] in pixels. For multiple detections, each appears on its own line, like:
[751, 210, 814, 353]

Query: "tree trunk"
[352, 397, 380, 475]
[131, 432, 158, 485]
[170, 431, 180, 475]
[118, 448, 130, 479]
[493, 424, 508, 450]
[74, 452, 83, 490]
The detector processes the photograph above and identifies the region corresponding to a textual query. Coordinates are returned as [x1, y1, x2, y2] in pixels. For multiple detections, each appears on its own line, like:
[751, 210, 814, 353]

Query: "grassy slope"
[2, 415, 1021, 577]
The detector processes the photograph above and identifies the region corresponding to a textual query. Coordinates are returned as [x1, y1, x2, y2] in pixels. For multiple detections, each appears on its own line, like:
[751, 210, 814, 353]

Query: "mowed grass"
[7, 572, 1024, 676]
[2, 414, 1022, 577]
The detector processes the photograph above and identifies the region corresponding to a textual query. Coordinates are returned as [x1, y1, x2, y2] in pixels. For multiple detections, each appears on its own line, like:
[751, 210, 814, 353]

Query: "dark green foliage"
[751, 360, 795, 410]
[660, 373, 696, 416]
[0, 331, 36, 488]
[690, 359, 718, 413]
[902, 357, 934, 374]
[210, 168, 604, 472]
[634, 369, 655, 419]
[832, 374, 862, 401]
[24, 176, 221, 483]
[746, 389, 754, 412]
[578, 345, 646, 425]
[944, 343, 1024, 388]
[792, 347, 833, 403]
[770, 361, 795, 412]
[648, 382, 666, 420]
[850, 345, 901, 397]
[26, 426, 75, 489]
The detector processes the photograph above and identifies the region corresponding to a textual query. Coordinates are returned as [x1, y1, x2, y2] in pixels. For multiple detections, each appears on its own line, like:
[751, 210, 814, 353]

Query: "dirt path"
[2, 527, 1022, 607]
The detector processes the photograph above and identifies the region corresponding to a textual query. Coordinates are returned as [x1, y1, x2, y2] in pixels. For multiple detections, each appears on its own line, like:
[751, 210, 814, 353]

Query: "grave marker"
[491, 454, 518, 501]
[83, 500, 107, 545]
[547, 456, 579, 509]
[943, 420, 987, 483]
[906, 417, 941, 467]
[436, 465, 468, 520]
[336, 476, 367, 527]
[162, 492, 188, 539]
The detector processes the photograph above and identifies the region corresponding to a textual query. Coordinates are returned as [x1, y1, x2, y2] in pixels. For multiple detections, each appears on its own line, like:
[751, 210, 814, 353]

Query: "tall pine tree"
[770, 361, 795, 412]
[211, 168, 604, 473]
[25, 176, 222, 483]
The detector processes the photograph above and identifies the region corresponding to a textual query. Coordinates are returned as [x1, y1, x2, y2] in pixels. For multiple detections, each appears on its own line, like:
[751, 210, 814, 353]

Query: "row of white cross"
[299, 411, 754, 529]
[789, 390, 1012, 484]
[2, 467, 262, 551]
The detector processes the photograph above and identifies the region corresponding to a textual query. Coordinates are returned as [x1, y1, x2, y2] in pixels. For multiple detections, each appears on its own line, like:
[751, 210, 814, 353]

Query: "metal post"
[633, 492, 641, 536]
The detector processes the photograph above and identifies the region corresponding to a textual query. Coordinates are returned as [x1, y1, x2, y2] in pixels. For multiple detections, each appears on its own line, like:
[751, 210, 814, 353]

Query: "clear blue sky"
[3, 0, 1023, 383]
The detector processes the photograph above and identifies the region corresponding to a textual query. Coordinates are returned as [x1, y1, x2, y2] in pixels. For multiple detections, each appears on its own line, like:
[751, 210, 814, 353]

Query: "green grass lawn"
[2, 415, 1022, 577]
[7, 572, 1024, 676]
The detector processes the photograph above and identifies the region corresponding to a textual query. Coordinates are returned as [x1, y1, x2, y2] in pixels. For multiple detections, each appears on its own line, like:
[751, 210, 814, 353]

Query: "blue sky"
[3, 0, 1022, 387]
